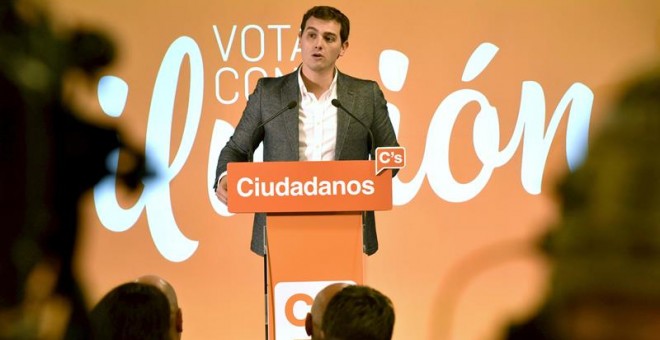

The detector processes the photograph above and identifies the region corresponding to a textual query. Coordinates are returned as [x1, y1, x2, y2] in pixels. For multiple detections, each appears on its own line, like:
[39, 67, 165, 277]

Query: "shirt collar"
[297, 68, 338, 100]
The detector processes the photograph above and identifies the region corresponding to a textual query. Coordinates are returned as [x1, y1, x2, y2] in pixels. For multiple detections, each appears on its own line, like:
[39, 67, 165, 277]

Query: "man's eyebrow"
[304, 26, 338, 37]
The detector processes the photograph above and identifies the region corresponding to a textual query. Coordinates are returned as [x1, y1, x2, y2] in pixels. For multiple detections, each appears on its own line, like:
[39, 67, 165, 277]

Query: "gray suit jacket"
[214, 69, 399, 256]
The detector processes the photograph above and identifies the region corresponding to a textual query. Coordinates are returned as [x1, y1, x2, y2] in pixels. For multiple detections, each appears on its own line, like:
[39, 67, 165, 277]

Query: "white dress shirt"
[297, 69, 338, 161]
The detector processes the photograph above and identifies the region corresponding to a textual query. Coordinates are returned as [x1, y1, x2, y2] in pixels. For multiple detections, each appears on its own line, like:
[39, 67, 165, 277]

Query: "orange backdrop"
[49, 1, 660, 339]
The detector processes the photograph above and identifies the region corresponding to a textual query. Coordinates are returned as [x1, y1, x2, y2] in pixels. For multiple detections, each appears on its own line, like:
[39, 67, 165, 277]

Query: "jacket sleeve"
[213, 79, 265, 189]
[370, 81, 400, 176]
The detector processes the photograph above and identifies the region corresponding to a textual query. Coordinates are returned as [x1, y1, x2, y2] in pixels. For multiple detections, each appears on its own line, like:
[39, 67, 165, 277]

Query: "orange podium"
[227, 160, 392, 340]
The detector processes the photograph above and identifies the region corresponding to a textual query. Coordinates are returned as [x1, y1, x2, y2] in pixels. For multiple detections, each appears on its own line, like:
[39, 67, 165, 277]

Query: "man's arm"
[213, 79, 266, 191]
[370, 81, 400, 176]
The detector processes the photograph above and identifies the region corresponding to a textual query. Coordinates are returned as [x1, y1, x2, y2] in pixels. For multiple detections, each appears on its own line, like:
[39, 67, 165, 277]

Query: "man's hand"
[215, 176, 228, 204]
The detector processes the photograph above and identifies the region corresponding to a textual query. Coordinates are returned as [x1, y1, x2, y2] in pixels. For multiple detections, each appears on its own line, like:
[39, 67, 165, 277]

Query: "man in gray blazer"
[214, 6, 399, 256]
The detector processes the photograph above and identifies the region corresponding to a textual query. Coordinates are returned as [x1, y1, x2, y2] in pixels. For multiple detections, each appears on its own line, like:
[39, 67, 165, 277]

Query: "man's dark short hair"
[322, 285, 395, 340]
[300, 6, 350, 43]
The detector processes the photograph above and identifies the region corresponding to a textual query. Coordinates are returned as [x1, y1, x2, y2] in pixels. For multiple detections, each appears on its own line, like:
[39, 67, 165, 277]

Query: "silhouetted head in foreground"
[135, 275, 183, 340]
[322, 285, 395, 340]
[90, 282, 170, 340]
[505, 68, 660, 340]
[305, 282, 349, 339]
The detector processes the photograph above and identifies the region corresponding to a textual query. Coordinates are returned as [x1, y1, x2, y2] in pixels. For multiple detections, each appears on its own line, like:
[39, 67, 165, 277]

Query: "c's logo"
[376, 146, 406, 175]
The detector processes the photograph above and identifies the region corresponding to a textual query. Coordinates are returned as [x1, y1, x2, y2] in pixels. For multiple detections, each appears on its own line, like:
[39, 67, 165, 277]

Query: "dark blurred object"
[503, 68, 660, 340]
[0, 0, 146, 338]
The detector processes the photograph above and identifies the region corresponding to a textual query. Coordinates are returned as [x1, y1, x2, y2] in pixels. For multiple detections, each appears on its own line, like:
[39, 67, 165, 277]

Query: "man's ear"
[305, 312, 313, 336]
[176, 308, 183, 333]
[338, 40, 349, 58]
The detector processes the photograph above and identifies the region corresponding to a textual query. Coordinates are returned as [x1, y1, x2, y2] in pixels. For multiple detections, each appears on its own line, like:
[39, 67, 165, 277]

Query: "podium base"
[266, 212, 365, 340]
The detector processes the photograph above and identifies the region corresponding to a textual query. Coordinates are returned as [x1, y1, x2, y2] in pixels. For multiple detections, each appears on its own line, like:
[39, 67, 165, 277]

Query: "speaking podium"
[227, 160, 392, 340]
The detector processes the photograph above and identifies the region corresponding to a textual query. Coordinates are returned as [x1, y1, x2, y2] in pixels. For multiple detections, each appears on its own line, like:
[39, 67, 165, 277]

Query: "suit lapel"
[335, 72, 355, 160]
[280, 72, 300, 159]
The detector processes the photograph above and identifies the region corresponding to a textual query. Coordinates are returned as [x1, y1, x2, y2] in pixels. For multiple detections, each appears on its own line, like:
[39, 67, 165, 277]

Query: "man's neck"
[301, 66, 335, 98]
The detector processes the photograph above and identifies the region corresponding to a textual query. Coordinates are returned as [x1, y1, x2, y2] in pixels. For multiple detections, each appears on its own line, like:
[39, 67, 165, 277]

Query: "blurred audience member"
[322, 285, 395, 340]
[136, 275, 183, 340]
[1, 0, 145, 338]
[504, 67, 660, 340]
[90, 282, 171, 340]
[305, 282, 349, 339]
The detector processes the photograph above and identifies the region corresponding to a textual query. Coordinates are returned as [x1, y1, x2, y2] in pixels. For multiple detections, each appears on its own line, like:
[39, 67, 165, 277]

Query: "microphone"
[331, 99, 375, 159]
[247, 100, 298, 162]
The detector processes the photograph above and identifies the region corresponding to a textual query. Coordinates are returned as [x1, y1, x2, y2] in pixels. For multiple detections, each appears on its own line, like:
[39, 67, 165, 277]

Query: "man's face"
[299, 17, 348, 74]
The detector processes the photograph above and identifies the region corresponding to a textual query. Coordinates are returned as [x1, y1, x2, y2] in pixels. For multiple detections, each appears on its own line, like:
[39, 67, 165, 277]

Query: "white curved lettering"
[94, 36, 203, 262]
[95, 34, 594, 262]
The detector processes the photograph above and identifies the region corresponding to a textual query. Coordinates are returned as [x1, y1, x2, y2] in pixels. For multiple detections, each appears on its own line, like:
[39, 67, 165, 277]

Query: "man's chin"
[305, 63, 333, 74]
